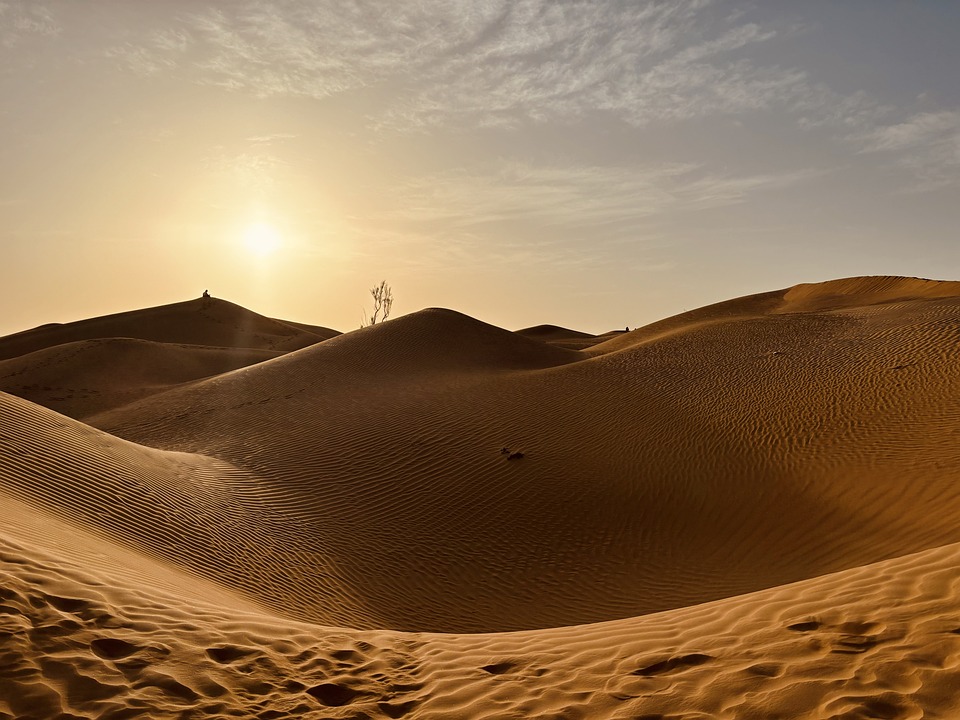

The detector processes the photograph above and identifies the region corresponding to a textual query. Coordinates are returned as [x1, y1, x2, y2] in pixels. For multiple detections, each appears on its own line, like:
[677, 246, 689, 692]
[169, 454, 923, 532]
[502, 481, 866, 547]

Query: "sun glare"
[243, 222, 282, 258]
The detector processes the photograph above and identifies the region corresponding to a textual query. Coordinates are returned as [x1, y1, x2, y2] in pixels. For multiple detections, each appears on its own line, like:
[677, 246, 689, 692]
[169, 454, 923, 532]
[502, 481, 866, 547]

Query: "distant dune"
[3, 276, 960, 718]
[515, 323, 607, 349]
[0, 296, 339, 361]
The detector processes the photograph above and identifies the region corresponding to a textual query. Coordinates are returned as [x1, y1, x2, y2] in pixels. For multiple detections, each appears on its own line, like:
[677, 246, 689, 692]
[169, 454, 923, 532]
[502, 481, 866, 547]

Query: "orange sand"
[2, 276, 960, 718]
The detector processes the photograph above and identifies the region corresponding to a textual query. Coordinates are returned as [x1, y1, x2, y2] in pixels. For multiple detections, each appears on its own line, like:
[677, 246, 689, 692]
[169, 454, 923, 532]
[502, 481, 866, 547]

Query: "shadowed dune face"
[2, 279, 955, 632]
[0, 392, 382, 629]
[0, 338, 281, 420]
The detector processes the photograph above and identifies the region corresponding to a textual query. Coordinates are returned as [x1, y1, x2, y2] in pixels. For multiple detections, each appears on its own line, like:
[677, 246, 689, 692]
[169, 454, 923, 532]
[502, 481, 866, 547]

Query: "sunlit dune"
[3, 275, 960, 718]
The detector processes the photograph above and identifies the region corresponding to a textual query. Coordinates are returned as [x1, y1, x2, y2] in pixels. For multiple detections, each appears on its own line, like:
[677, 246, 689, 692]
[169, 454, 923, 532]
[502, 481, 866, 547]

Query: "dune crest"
[777, 275, 960, 313]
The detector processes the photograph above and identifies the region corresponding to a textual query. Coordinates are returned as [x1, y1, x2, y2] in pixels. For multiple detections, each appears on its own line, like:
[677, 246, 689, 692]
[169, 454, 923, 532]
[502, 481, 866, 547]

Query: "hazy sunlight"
[242, 222, 282, 258]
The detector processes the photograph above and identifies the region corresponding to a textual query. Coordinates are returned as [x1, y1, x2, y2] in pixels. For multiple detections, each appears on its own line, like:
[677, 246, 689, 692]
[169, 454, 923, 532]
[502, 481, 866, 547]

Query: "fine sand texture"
[2, 275, 960, 718]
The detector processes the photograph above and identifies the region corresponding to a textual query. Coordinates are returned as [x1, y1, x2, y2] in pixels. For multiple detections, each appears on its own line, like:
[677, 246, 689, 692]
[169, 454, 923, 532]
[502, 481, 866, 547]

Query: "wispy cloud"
[201, 142, 290, 192]
[379, 3, 805, 129]
[104, 43, 177, 76]
[114, 0, 960, 204]
[389, 162, 796, 228]
[340, 160, 817, 271]
[57, 0, 960, 198]
[860, 111, 960, 152]
[352, 161, 816, 269]
[246, 133, 298, 145]
[857, 111, 960, 191]
[0, 1, 58, 48]
[107, 0, 817, 130]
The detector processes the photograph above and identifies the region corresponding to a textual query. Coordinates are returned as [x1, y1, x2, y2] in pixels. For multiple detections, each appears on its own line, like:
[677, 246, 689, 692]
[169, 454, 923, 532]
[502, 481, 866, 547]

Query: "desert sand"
[2, 276, 960, 718]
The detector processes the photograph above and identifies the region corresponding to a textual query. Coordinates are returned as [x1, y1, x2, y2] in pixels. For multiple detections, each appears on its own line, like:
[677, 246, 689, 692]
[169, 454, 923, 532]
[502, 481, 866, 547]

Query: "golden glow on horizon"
[242, 222, 282, 258]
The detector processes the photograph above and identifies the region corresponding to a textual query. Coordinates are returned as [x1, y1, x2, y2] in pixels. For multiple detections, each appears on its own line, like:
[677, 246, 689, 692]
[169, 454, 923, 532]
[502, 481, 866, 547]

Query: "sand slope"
[3, 275, 960, 717]
[0, 338, 280, 420]
[3, 494, 960, 719]
[0, 391, 379, 629]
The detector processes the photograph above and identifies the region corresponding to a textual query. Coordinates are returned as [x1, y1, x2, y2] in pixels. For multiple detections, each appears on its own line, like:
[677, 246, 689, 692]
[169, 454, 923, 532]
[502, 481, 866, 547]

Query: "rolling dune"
[2, 276, 960, 718]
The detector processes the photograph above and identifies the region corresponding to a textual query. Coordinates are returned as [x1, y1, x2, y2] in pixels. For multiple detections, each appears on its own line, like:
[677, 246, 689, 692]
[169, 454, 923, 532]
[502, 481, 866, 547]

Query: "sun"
[242, 222, 282, 257]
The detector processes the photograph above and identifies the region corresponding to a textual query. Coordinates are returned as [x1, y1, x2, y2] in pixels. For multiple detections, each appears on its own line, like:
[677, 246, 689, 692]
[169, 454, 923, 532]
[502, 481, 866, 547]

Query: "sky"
[1, 0, 959, 336]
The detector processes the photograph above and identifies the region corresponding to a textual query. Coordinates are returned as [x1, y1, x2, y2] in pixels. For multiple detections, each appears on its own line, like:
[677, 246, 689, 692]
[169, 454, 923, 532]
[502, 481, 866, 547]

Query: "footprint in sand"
[306, 682, 362, 707]
[632, 653, 714, 677]
[205, 645, 256, 664]
[91, 637, 140, 660]
[480, 661, 517, 675]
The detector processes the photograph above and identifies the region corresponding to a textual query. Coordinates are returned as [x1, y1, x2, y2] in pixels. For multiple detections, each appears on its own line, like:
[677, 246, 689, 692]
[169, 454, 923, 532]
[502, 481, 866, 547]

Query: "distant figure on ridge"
[202, 289, 210, 299]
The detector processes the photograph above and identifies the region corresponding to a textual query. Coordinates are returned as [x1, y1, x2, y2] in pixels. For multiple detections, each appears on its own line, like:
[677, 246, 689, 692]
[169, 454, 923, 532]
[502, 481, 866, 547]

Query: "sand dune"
[588, 274, 960, 355]
[777, 275, 960, 313]
[2, 276, 960, 717]
[517, 323, 631, 350]
[0, 296, 338, 362]
[515, 323, 608, 349]
[86, 282, 960, 631]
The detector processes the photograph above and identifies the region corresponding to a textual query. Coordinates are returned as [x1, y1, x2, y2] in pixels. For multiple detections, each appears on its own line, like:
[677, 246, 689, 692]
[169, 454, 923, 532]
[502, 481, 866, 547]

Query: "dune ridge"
[3, 275, 960, 717]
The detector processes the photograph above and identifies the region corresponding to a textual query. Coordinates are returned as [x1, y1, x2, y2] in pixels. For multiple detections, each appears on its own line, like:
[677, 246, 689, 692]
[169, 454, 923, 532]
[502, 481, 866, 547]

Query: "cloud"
[341, 160, 818, 272]
[201, 144, 289, 192]
[857, 111, 960, 191]
[392, 161, 812, 225]
[104, 43, 177, 76]
[382, 9, 811, 130]
[107, 0, 817, 130]
[246, 133, 298, 145]
[355, 160, 816, 269]
[0, 1, 58, 48]
[99, 1, 960, 193]
[860, 111, 960, 152]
